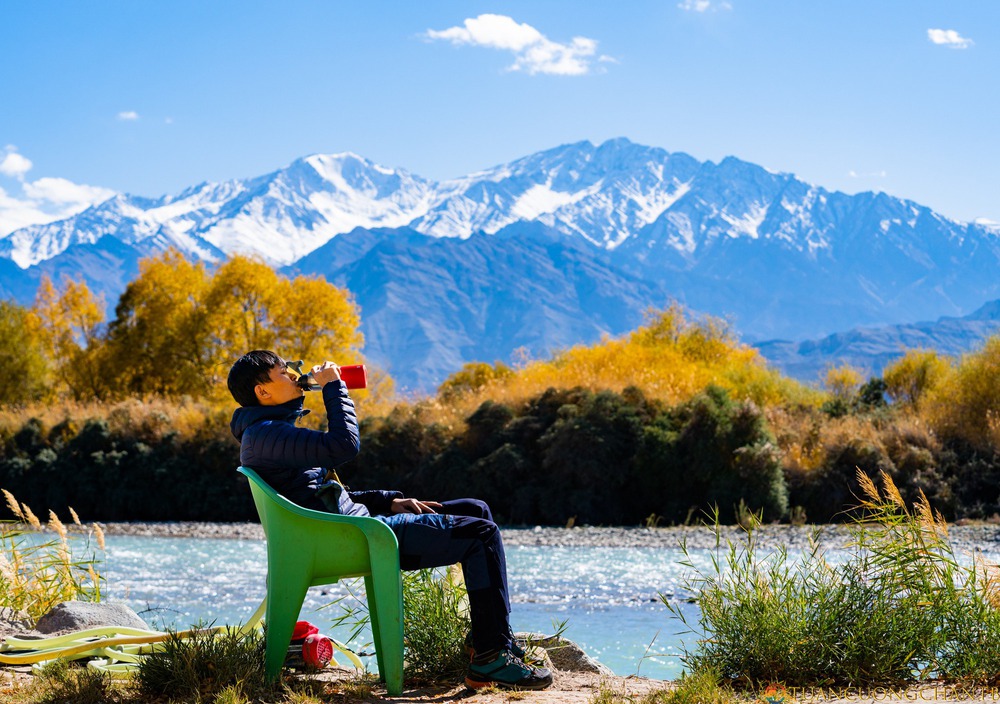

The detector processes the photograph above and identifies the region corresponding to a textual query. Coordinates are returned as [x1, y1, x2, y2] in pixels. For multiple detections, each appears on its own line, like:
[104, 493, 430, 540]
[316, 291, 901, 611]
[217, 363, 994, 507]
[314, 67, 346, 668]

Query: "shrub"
[669, 470, 1000, 686]
[823, 363, 863, 401]
[634, 386, 787, 524]
[883, 349, 951, 408]
[924, 336, 1000, 451]
[134, 626, 268, 700]
[536, 389, 647, 524]
[330, 566, 471, 684]
[32, 660, 117, 704]
[438, 362, 515, 400]
[401, 567, 471, 682]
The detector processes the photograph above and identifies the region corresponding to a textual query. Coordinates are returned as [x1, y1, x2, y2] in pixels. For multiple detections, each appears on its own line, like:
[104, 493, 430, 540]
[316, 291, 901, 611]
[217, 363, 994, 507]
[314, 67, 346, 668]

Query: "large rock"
[517, 632, 614, 675]
[34, 602, 150, 634]
[0, 607, 32, 633]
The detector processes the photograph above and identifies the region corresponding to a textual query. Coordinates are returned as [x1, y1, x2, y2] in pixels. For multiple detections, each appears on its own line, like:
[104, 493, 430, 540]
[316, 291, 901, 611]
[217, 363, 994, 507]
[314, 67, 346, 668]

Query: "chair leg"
[263, 573, 311, 682]
[365, 566, 404, 695]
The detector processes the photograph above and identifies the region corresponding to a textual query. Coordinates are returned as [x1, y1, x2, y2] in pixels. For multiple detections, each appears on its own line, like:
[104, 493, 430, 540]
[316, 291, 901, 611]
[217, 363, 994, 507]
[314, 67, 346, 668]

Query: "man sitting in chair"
[228, 350, 552, 691]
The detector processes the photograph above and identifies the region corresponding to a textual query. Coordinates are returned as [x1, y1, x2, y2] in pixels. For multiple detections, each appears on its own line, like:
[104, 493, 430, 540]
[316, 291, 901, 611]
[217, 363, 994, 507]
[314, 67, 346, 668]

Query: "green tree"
[0, 300, 50, 404]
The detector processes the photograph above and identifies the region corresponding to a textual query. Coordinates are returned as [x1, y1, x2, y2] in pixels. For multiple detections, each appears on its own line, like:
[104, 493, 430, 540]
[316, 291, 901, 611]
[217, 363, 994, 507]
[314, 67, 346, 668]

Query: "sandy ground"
[306, 667, 672, 703]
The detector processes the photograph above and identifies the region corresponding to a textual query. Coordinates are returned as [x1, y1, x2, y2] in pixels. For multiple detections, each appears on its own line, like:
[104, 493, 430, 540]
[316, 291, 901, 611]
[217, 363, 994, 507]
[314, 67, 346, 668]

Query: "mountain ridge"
[1, 138, 998, 390]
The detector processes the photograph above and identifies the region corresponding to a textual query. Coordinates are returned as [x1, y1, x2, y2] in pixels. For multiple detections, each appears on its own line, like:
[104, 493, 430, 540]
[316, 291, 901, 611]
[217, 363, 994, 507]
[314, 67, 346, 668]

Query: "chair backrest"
[238, 465, 301, 538]
[237, 466, 399, 578]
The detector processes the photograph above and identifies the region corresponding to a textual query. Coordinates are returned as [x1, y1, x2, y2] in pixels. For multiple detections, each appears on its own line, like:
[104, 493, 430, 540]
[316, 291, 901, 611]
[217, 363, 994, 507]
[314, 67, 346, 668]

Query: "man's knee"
[442, 498, 494, 521]
[467, 499, 493, 522]
[450, 515, 499, 544]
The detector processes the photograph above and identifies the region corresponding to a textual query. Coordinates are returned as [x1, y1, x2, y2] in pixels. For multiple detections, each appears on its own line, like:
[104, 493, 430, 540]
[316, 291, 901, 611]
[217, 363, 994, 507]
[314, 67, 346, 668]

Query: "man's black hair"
[228, 350, 285, 407]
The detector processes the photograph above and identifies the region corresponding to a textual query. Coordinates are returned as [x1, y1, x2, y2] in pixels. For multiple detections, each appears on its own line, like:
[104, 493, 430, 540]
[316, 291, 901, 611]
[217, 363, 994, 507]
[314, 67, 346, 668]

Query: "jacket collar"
[230, 397, 311, 441]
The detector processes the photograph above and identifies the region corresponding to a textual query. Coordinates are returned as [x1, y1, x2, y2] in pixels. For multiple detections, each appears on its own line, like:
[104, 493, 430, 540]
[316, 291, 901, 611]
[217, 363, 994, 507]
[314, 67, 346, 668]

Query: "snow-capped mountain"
[0, 153, 436, 268]
[410, 139, 701, 247]
[2, 138, 998, 389]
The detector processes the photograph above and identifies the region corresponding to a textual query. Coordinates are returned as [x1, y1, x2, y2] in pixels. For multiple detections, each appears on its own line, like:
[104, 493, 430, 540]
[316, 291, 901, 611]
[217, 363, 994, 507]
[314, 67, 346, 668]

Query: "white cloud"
[927, 28, 973, 49]
[0, 148, 33, 178]
[848, 170, 888, 179]
[118, 110, 140, 120]
[23, 177, 116, 206]
[678, 0, 732, 12]
[426, 14, 609, 76]
[0, 147, 117, 237]
[0, 186, 54, 235]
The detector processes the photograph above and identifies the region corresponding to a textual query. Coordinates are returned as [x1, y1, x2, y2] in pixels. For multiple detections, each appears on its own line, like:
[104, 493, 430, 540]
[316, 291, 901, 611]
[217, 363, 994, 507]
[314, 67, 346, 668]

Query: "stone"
[0, 607, 32, 633]
[34, 602, 150, 634]
[516, 632, 614, 675]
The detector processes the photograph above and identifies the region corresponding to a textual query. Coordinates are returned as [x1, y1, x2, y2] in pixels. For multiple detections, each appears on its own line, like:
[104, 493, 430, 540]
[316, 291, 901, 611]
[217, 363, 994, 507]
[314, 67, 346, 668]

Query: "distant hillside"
[756, 299, 1000, 382]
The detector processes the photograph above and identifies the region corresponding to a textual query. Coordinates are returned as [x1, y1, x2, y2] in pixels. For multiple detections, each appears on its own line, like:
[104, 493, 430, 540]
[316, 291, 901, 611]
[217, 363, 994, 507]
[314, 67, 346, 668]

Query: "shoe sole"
[465, 675, 553, 691]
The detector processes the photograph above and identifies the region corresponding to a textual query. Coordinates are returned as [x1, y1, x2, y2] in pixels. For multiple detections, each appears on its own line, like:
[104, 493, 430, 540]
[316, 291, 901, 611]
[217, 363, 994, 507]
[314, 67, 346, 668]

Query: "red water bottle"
[288, 361, 368, 390]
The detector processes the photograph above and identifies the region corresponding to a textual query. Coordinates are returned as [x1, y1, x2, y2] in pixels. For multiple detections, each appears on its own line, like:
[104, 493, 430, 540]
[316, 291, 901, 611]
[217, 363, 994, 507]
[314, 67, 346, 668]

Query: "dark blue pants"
[376, 499, 512, 654]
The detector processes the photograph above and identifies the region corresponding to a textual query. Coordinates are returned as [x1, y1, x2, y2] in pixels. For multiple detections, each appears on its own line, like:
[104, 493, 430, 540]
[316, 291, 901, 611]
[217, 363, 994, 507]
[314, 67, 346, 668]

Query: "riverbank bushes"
[1, 349, 999, 524]
[0, 284, 998, 525]
[0, 401, 254, 521]
[353, 384, 786, 525]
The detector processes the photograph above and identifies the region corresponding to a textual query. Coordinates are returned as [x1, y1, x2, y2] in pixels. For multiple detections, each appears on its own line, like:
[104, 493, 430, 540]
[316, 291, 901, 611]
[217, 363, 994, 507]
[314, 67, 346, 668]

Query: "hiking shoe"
[465, 649, 552, 690]
[464, 631, 527, 659]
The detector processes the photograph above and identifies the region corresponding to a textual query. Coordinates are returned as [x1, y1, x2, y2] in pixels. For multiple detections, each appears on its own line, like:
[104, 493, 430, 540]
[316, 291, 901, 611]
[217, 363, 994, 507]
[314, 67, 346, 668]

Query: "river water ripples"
[94, 525, 1000, 680]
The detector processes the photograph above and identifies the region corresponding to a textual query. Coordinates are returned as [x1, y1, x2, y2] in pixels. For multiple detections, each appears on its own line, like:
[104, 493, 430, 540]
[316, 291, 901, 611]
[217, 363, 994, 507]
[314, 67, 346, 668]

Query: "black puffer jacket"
[230, 380, 401, 515]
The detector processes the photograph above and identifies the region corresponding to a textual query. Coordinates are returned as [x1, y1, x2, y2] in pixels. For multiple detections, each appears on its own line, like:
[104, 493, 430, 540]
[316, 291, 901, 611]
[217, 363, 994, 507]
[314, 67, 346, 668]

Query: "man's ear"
[254, 383, 270, 402]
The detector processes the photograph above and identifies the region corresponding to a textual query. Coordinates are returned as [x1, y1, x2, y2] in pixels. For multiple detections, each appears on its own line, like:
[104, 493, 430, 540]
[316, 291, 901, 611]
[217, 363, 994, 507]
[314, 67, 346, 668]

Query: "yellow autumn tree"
[104, 249, 213, 395]
[436, 305, 816, 414]
[270, 274, 364, 364]
[923, 336, 1000, 450]
[32, 275, 108, 399]
[203, 256, 281, 356]
[25, 253, 369, 402]
[882, 349, 952, 408]
[823, 363, 863, 401]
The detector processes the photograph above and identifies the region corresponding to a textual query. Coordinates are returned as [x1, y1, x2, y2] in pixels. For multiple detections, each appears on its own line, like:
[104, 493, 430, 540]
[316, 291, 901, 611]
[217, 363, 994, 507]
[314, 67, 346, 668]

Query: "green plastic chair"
[237, 466, 404, 694]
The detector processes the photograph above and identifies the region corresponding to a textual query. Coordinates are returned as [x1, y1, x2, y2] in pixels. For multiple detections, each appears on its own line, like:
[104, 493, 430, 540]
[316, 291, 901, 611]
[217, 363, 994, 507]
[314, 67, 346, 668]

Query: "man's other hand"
[312, 361, 342, 387]
[390, 498, 443, 514]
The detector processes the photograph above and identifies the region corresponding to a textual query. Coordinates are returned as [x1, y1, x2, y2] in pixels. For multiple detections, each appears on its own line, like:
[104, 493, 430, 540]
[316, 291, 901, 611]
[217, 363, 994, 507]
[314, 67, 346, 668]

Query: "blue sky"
[1, 1, 997, 233]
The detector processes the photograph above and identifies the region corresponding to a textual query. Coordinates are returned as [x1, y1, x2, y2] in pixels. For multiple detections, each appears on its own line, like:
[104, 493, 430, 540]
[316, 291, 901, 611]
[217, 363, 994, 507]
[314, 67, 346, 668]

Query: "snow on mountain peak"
[3, 138, 994, 272]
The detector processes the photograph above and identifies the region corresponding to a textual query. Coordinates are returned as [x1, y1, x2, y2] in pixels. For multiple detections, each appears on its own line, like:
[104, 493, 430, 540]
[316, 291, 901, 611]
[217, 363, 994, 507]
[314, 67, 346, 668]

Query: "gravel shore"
[84, 521, 1000, 553]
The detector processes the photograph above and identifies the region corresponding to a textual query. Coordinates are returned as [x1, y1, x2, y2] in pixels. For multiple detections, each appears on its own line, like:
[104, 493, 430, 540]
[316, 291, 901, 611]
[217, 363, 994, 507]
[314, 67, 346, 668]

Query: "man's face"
[255, 363, 304, 406]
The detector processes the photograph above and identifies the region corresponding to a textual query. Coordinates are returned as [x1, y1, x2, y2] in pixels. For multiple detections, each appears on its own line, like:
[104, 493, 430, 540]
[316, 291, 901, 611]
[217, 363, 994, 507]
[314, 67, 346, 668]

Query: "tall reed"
[0, 489, 104, 622]
[668, 470, 1000, 686]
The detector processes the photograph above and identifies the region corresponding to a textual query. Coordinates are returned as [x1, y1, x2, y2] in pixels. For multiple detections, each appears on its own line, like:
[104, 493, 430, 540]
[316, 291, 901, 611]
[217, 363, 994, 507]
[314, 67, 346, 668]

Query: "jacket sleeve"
[347, 489, 405, 516]
[241, 381, 360, 470]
